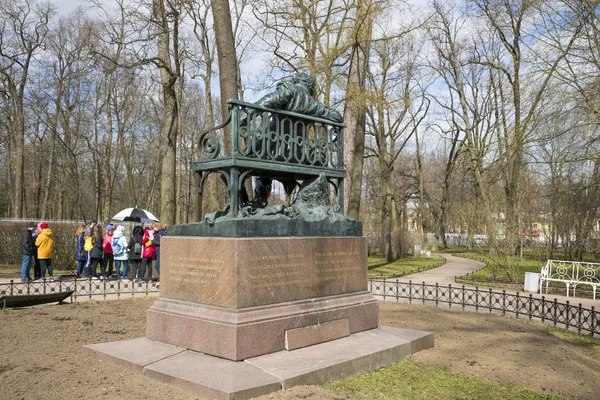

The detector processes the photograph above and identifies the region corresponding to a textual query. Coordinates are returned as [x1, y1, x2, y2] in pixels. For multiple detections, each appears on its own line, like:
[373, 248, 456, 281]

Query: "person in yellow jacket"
[35, 222, 54, 281]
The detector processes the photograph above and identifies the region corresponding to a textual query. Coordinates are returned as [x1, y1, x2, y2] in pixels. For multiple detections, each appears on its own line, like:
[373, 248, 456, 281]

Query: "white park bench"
[539, 260, 600, 300]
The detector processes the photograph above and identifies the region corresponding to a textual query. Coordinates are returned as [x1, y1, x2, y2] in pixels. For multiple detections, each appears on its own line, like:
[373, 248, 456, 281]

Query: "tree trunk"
[343, 0, 373, 219]
[154, 0, 179, 225]
[103, 74, 114, 221]
[210, 0, 239, 142]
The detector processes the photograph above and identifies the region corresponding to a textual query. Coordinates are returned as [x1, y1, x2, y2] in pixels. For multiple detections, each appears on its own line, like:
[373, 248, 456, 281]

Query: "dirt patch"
[1, 298, 598, 400]
[378, 301, 600, 400]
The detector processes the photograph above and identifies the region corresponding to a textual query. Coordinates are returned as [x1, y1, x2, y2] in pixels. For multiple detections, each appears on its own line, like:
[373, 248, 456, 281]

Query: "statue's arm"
[256, 82, 293, 109]
[240, 83, 293, 128]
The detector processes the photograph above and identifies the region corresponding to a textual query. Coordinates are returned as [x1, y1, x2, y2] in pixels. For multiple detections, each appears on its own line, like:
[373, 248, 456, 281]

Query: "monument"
[84, 73, 433, 399]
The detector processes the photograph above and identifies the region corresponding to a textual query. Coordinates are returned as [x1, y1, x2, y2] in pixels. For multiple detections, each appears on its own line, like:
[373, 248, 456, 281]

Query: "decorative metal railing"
[193, 99, 346, 218]
[0, 278, 159, 305]
[368, 279, 600, 337]
[197, 99, 344, 170]
[540, 260, 600, 299]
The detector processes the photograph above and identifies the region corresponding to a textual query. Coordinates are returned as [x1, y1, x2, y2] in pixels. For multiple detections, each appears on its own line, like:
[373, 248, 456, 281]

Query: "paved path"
[400, 254, 484, 286]
[395, 254, 599, 310]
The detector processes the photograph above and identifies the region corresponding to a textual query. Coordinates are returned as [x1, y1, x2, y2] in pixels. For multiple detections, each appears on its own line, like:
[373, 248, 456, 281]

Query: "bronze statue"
[243, 72, 343, 208]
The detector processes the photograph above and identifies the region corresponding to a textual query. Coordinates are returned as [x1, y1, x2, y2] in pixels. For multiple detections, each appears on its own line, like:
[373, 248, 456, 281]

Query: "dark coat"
[89, 234, 103, 259]
[152, 229, 167, 256]
[75, 233, 86, 261]
[128, 226, 144, 261]
[21, 227, 35, 255]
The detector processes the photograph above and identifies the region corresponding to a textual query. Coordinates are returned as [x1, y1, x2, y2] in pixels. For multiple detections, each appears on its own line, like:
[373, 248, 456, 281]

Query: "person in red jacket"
[139, 222, 160, 282]
[102, 224, 115, 278]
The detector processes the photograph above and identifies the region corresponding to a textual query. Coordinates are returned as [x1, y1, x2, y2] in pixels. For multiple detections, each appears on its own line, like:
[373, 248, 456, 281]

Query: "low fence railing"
[0, 278, 160, 303]
[4, 276, 598, 338]
[368, 279, 599, 337]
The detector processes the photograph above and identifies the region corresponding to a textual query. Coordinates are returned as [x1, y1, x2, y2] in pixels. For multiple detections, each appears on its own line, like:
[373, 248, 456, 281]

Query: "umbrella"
[112, 207, 159, 223]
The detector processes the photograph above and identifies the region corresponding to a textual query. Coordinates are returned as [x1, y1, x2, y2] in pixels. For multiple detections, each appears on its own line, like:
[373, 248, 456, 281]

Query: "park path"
[400, 253, 484, 286]
[395, 253, 599, 310]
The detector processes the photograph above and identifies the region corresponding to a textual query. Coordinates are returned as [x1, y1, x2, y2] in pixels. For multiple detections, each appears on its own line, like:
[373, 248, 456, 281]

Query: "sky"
[54, 0, 84, 14]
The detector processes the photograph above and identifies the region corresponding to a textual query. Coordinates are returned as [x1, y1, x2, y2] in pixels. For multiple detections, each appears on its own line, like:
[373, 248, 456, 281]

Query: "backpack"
[112, 237, 125, 256]
[133, 239, 141, 255]
[84, 236, 94, 252]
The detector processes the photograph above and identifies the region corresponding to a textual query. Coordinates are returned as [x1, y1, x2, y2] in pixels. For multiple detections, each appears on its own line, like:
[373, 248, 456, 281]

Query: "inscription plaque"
[160, 236, 368, 308]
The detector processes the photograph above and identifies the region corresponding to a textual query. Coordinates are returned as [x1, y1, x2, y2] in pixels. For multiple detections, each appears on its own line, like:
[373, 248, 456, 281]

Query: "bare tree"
[470, 0, 580, 253]
[0, 0, 53, 217]
[251, 0, 354, 103]
[425, 0, 497, 248]
[365, 35, 429, 261]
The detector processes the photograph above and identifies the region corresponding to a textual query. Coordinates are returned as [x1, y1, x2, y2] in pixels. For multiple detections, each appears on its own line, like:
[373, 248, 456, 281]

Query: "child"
[112, 225, 129, 280]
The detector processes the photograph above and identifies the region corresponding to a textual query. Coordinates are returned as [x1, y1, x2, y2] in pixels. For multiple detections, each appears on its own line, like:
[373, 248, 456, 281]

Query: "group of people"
[75, 219, 168, 281]
[20, 219, 168, 283]
[20, 221, 54, 282]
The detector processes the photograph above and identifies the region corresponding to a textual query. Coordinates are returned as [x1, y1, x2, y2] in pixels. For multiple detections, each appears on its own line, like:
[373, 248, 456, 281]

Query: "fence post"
[565, 301, 570, 330]
[383, 278, 387, 301]
[578, 303, 583, 334]
[528, 294, 533, 321]
[408, 280, 412, 304]
[448, 283, 452, 308]
[462, 285, 465, 310]
[475, 287, 479, 312]
[10, 280, 14, 296]
[502, 290, 506, 316]
[488, 288, 492, 314]
[516, 292, 520, 319]
[553, 298, 558, 327]
[435, 283, 439, 307]
[422, 281, 426, 305]
[541, 296, 545, 323]
[592, 306, 597, 338]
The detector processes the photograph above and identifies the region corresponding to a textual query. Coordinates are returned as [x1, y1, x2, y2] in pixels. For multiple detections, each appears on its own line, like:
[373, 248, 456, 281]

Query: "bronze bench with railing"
[194, 99, 345, 220]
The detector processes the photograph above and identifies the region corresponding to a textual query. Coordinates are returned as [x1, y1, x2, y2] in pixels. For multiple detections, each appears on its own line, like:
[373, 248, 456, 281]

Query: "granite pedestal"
[147, 235, 379, 360]
[85, 221, 434, 398]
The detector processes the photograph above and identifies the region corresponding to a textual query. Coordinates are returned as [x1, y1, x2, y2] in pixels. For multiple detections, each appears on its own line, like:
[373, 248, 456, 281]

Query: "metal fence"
[4, 276, 598, 338]
[368, 279, 600, 337]
[0, 278, 159, 303]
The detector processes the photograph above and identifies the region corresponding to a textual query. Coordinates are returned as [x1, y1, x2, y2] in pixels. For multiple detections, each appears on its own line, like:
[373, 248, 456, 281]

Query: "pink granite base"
[147, 291, 379, 361]
[147, 235, 380, 361]
[84, 326, 434, 400]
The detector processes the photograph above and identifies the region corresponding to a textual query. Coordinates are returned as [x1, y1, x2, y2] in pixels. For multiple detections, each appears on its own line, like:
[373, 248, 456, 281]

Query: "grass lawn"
[368, 256, 445, 278]
[452, 252, 543, 283]
[325, 360, 561, 400]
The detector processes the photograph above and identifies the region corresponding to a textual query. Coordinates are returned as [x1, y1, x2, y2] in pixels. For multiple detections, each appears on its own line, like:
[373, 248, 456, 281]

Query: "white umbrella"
[112, 207, 159, 223]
